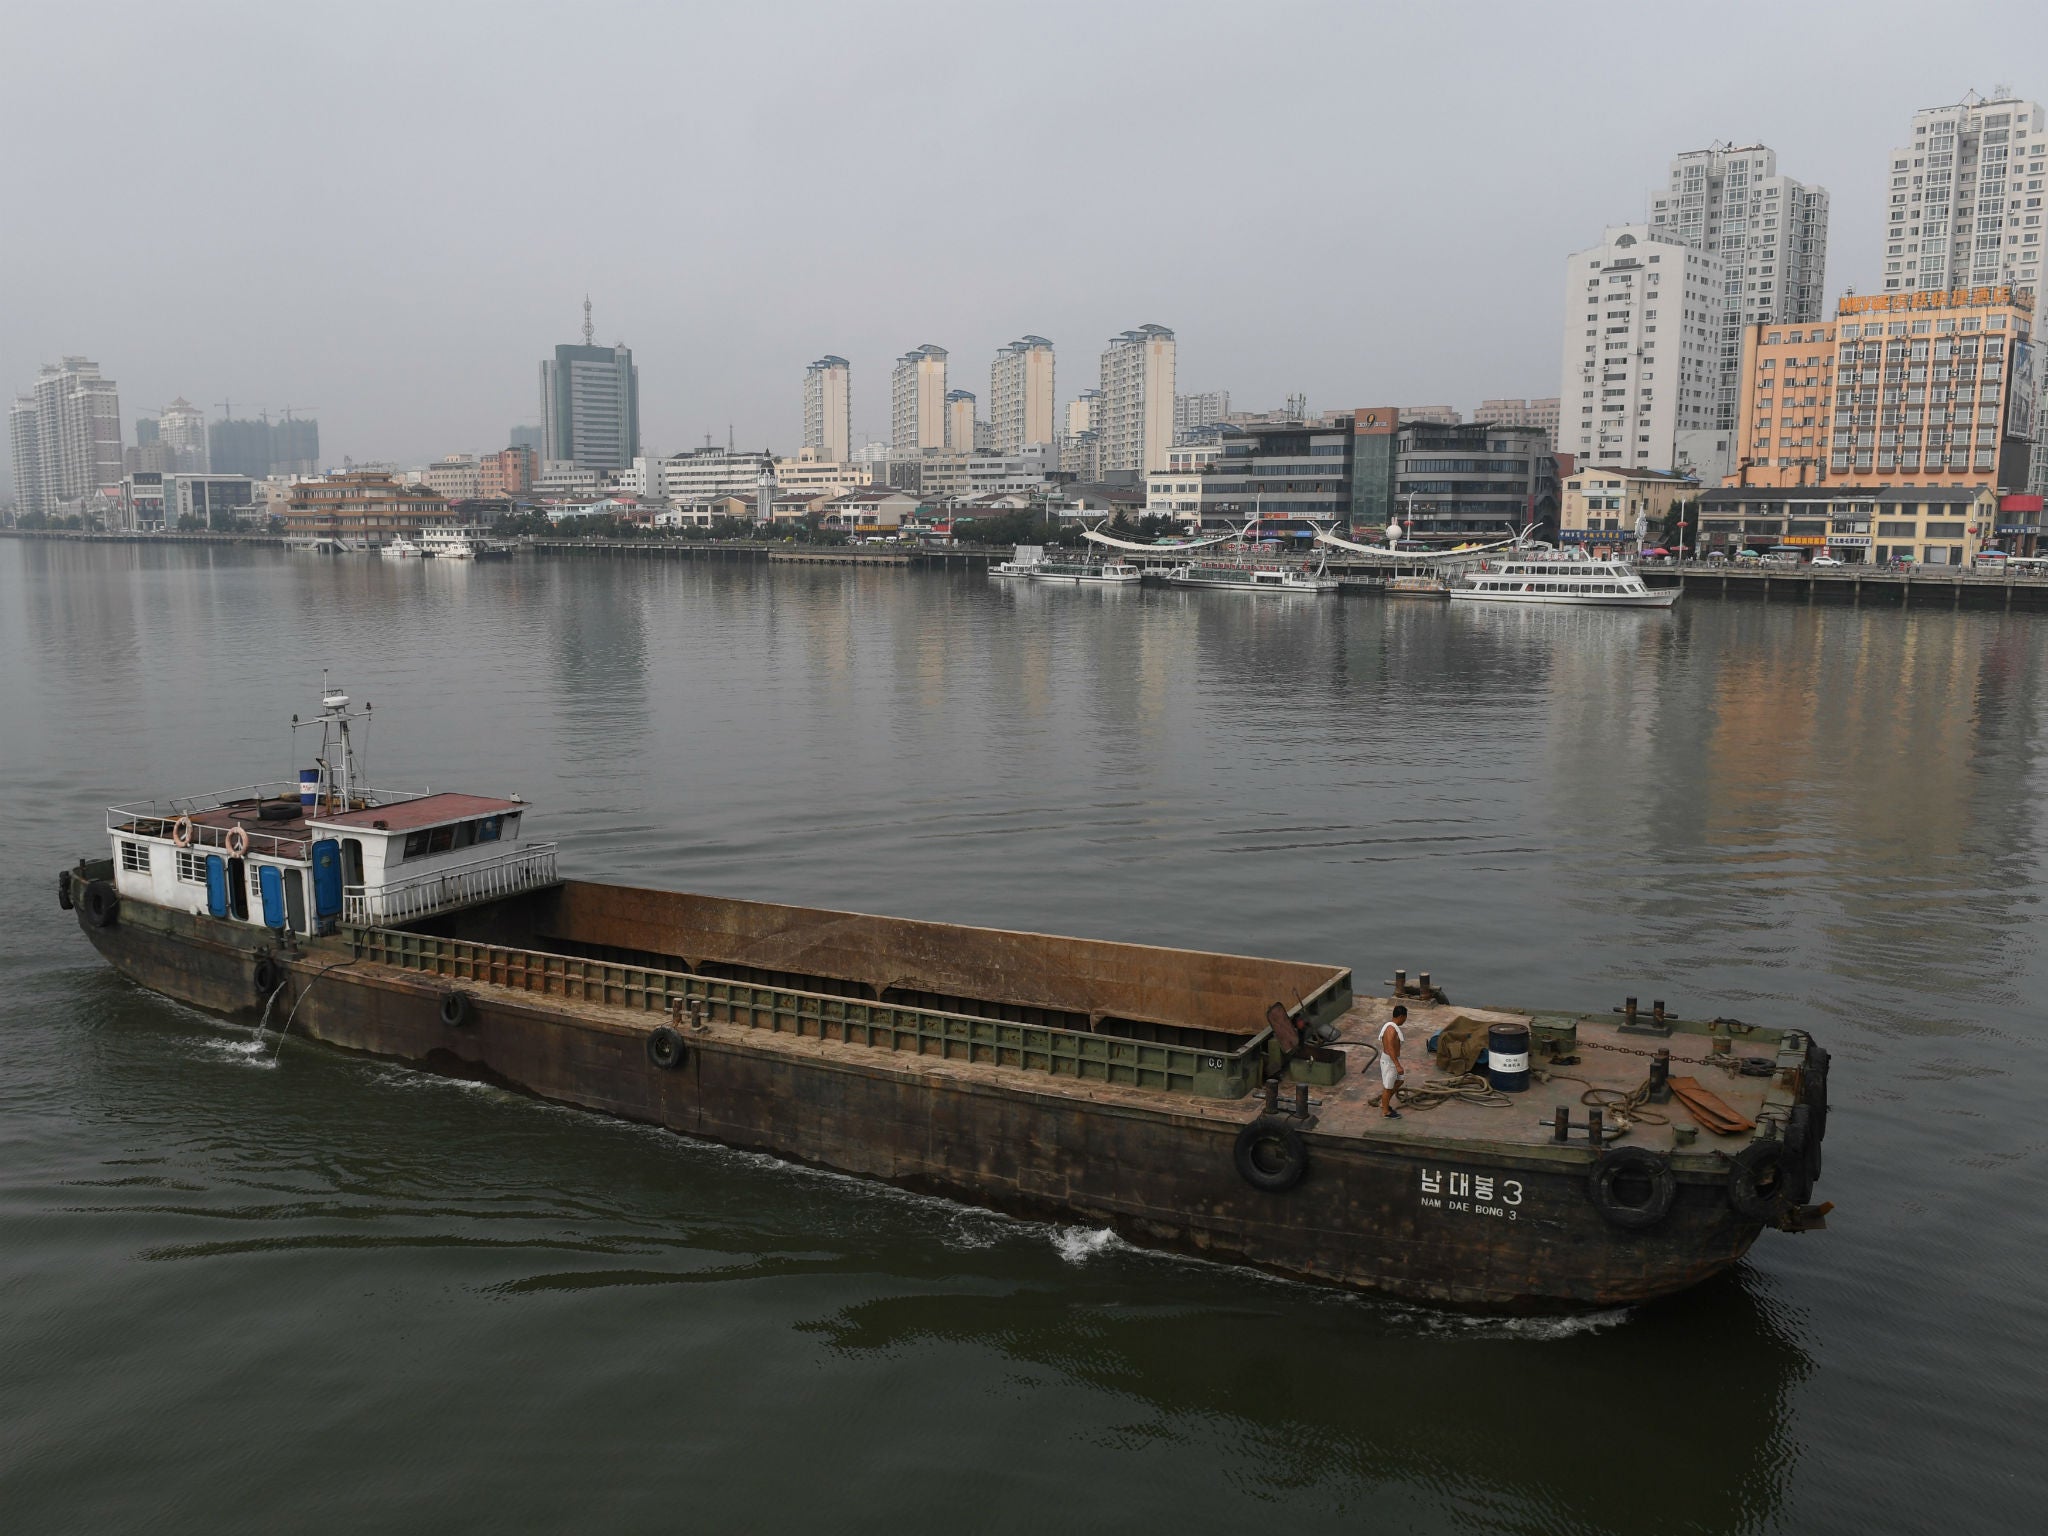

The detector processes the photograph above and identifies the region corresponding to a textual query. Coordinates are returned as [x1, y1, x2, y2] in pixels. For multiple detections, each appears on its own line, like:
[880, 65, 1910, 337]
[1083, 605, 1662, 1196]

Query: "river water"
[2, 539, 2043, 1534]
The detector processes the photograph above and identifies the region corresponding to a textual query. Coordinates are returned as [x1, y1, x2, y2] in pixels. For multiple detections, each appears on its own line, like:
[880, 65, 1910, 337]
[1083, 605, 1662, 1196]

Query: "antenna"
[582, 295, 594, 346]
[215, 400, 232, 420]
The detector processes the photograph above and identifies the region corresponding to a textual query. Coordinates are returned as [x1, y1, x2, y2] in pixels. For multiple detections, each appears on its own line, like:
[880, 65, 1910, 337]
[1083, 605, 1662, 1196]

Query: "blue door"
[258, 865, 285, 929]
[205, 855, 229, 917]
[311, 840, 343, 924]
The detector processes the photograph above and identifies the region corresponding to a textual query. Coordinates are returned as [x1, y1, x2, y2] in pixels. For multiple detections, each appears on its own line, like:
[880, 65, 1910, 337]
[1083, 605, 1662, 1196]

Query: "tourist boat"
[420, 527, 478, 560]
[59, 689, 1831, 1312]
[1451, 558, 1679, 608]
[1163, 561, 1339, 594]
[381, 537, 428, 559]
[989, 544, 1044, 578]
[1027, 557, 1142, 586]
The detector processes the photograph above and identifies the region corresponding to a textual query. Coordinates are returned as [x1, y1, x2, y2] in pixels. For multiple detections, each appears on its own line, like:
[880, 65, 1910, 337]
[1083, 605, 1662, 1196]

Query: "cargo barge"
[59, 691, 1831, 1311]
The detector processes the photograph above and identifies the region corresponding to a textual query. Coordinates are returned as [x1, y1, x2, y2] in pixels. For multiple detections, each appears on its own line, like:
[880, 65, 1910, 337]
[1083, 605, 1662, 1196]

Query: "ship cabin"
[104, 785, 558, 939]
[102, 687, 562, 938]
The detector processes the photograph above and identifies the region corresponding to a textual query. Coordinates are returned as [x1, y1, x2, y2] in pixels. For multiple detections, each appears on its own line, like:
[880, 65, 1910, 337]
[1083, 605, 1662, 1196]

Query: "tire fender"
[81, 880, 120, 930]
[647, 1026, 685, 1070]
[1588, 1146, 1677, 1230]
[440, 991, 474, 1029]
[1233, 1116, 1308, 1193]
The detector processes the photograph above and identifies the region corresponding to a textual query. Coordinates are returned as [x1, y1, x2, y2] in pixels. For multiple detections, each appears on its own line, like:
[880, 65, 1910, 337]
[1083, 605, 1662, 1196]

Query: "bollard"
[1623, 996, 1639, 1026]
[1264, 1079, 1280, 1114]
[1295, 1083, 1310, 1118]
[1712, 1034, 1732, 1056]
[1419, 972, 1432, 997]
[1393, 969, 1407, 996]
[1589, 1108, 1604, 1144]
[1653, 999, 1667, 1024]
[1553, 1105, 1570, 1143]
[1649, 1047, 1672, 1104]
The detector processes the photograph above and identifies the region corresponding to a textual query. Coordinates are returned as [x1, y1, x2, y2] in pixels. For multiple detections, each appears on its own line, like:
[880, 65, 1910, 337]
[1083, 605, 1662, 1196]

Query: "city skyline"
[6, 3, 2048, 488]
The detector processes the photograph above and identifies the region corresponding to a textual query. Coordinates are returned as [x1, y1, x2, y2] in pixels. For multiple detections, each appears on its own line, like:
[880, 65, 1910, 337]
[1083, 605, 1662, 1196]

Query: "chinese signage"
[1559, 529, 1634, 543]
[1828, 534, 1874, 546]
[1837, 286, 2027, 314]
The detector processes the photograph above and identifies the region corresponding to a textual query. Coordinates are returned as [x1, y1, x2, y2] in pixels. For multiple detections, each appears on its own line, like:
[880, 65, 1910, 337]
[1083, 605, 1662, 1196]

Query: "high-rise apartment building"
[1098, 325, 1176, 474]
[1881, 92, 2048, 296]
[539, 301, 640, 470]
[1173, 391, 1230, 441]
[891, 344, 947, 450]
[990, 336, 1056, 453]
[1064, 390, 1101, 438]
[1474, 397, 1562, 448]
[9, 358, 123, 516]
[207, 418, 273, 479]
[945, 390, 977, 451]
[1560, 226, 1727, 470]
[1649, 143, 1829, 430]
[158, 397, 208, 471]
[803, 356, 852, 463]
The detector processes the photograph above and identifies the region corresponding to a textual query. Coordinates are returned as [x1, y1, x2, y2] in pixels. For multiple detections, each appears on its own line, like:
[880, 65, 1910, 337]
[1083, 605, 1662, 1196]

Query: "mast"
[291, 673, 373, 812]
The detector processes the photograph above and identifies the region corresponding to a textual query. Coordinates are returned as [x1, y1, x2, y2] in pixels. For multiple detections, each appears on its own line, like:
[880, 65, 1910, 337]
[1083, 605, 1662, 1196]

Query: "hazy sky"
[7, 0, 2048, 482]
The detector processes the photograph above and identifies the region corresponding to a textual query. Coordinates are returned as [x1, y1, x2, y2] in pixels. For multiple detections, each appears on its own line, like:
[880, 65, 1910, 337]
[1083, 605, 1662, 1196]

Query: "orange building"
[284, 473, 454, 547]
[479, 445, 536, 499]
[1728, 286, 2037, 492]
[1727, 320, 1837, 486]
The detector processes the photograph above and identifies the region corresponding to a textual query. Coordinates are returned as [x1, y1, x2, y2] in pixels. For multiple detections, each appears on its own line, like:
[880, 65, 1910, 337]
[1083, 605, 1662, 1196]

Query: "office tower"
[1098, 325, 1176, 473]
[1649, 143, 1830, 430]
[1877, 91, 2048, 296]
[946, 390, 977, 450]
[9, 358, 123, 515]
[539, 299, 641, 470]
[135, 417, 160, 447]
[803, 356, 852, 462]
[1560, 225, 1727, 470]
[990, 336, 1055, 453]
[891, 344, 947, 450]
[1173, 390, 1229, 440]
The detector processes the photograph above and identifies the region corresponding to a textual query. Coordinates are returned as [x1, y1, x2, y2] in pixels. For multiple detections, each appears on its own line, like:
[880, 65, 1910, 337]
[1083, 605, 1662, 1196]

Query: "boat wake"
[1050, 1226, 1127, 1265]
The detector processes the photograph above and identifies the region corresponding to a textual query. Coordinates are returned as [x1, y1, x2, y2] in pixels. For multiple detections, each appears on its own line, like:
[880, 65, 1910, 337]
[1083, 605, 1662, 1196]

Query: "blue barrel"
[1486, 1022, 1532, 1093]
[300, 769, 319, 810]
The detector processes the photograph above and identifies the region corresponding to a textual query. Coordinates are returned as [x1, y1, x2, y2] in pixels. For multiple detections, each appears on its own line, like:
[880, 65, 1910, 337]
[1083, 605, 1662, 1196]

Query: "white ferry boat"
[1451, 558, 1679, 608]
[381, 537, 428, 559]
[989, 544, 1044, 578]
[421, 527, 478, 559]
[1028, 557, 1142, 585]
[1163, 561, 1338, 595]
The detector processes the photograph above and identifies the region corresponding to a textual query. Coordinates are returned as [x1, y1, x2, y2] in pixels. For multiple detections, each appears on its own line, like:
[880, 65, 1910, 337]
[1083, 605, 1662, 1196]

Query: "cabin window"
[453, 821, 478, 849]
[120, 840, 151, 873]
[284, 869, 307, 934]
[501, 814, 520, 839]
[342, 838, 365, 885]
[477, 816, 502, 843]
[403, 830, 431, 860]
[176, 850, 207, 884]
[428, 825, 456, 854]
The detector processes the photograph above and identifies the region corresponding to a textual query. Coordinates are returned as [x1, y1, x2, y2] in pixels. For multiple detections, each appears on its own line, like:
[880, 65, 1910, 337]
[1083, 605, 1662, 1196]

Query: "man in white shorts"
[1379, 1005, 1407, 1119]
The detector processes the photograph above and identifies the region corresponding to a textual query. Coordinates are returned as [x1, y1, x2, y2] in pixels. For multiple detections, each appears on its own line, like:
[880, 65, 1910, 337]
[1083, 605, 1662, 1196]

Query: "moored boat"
[1451, 557, 1679, 608]
[1028, 557, 1142, 585]
[1164, 561, 1338, 594]
[60, 689, 1831, 1311]
[381, 537, 428, 559]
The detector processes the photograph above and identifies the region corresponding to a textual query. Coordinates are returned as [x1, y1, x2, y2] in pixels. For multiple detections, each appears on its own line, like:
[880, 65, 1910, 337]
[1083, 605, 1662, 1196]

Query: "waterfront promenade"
[10, 527, 2048, 609]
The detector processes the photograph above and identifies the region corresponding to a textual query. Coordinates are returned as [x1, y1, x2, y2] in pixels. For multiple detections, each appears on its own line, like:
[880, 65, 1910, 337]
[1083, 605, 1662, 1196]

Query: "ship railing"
[344, 925, 1272, 1100]
[107, 782, 432, 862]
[343, 843, 559, 926]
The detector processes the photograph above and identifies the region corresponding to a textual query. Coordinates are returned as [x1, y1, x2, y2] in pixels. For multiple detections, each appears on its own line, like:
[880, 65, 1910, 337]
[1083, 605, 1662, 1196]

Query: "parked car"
[1809, 554, 1844, 567]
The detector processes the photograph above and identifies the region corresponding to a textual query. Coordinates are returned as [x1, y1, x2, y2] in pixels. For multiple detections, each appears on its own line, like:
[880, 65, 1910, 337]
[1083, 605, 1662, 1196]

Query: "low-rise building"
[1558, 466, 1695, 552]
[660, 448, 774, 504]
[822, 486, 919, 534]
[1145, 442, 1223, 522]
[535, 460, 601, 498]
[284, 473, 452, 547]
[165, 472, 257, 528]
[774, 448, 873, 498]
[122, 471, 166, 529]
[881, 449, 1048, 500]
[1695, 485, 1992, 564]
[424, 454, 482, 502]
[1390, 420, 1558, 539]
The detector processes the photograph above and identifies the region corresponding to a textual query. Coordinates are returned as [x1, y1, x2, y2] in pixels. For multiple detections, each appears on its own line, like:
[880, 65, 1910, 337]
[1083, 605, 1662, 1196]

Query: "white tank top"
[1380, 1018, 1405, 1052]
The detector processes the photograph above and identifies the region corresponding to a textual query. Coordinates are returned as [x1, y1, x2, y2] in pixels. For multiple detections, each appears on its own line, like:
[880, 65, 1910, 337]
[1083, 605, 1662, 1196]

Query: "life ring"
[1233, 1116, 1308, 1193]
[439, 991, 474, 1029]
[81, 880, 120, 930]
[1727, 1139, 1800, 1221]
[1588, 1146, 1676, 1230]
[647, 1026, 685, 1070]
[172, 816, 194, 847]
[58, 869, 74, 911]
[225, 824, 249, 856]
[253, 955, 285, 997]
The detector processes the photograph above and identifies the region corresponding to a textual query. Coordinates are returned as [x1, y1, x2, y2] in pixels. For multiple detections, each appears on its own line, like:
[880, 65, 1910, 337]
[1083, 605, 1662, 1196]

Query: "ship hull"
[71, 880, 1768, 1313]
